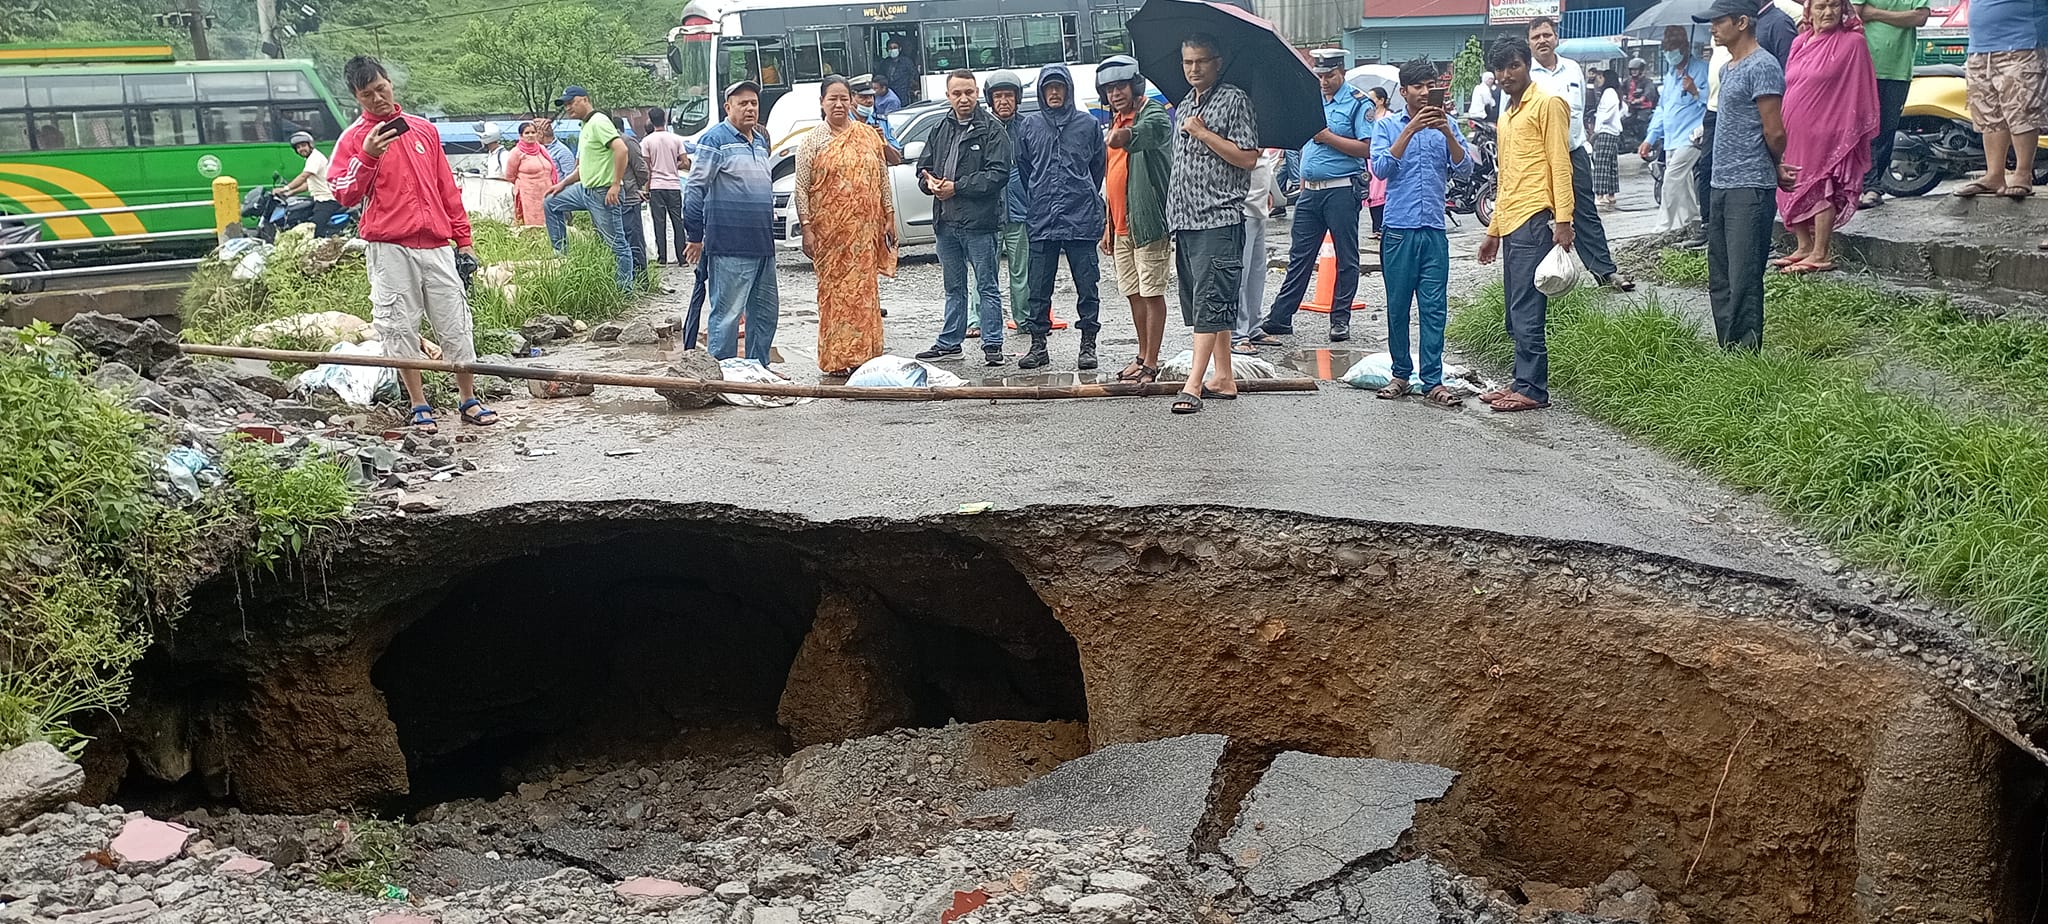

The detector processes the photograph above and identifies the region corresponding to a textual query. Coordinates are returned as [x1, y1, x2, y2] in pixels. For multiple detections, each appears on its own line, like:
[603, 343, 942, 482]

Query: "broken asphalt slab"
[1222, 752, 1457, 901]
[967, 734, 1226, 858]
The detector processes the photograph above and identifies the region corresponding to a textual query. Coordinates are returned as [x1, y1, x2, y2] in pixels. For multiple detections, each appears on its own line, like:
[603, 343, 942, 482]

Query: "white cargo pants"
[366, 241, 476, 364]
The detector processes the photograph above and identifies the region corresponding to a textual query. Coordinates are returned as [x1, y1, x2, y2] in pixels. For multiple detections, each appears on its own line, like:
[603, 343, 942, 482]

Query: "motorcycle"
[0, 215, 50, 294]
[1447, 120, 1498, 227]
[241, 172, 354, 241]
[1883, 64, 2048, 198]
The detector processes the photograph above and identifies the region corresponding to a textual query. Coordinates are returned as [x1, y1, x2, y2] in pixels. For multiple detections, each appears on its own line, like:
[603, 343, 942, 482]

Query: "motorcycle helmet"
[288, 131, 314, 147]
[984, 69, 1024, 109]
[1627, 57, 1647, 71]
[1095, 54, 1145, 100]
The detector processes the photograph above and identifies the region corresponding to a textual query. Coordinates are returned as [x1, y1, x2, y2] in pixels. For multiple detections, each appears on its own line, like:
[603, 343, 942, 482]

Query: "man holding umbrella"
[1165, 32, 1261, 414]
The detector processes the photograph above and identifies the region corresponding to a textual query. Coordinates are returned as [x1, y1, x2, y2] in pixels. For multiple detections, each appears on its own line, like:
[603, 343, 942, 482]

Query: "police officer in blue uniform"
[1254, 48, 1375, 343]
[850, 74, 905, 166]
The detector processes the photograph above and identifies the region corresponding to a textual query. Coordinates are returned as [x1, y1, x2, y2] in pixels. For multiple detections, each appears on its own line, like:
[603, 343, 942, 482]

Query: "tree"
[453, 5, 663, 117]
[1451, 35, 1484, 115]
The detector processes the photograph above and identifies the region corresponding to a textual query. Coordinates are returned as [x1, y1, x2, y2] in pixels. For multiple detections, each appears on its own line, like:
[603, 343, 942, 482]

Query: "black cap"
[1692, 0, 1756, 23]
[724, 79, 762, 98]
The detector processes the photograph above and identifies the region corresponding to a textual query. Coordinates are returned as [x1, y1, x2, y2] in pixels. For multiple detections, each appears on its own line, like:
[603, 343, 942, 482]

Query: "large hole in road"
[91, 504, 2047, 924]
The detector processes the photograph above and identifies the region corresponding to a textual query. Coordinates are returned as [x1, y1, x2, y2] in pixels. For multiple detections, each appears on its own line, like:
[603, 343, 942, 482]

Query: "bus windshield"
[671, 32, 715, 134]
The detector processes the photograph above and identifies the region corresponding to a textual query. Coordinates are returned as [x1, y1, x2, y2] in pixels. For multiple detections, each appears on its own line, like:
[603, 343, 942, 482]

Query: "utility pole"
[184, 0, 211, 59]
[256, 0, 278, 57]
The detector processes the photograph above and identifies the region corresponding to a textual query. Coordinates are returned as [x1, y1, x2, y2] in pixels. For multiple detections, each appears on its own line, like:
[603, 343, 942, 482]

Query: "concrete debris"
[0, 741, 83, 831]
[215, 855, 272, 877]
[107, 817, 194, 868]
[618, 318, 659, 344]
[52, 899, 159, 924]
[967, 734, 1226, 859]
[60, 312, 180, 377]
[589, 320, 626, 343]
[520, 314, 575, 344]
[657, 350, 728, 410]
[1221, 752, 1458, 901]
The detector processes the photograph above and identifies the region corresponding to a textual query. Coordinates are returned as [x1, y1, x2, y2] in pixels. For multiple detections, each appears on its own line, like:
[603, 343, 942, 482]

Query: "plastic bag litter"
[290, 340, 395, 406]
[1338, 351, 1496, 398]
[162, 446, 218, 501]
[215, 236, 266, 262]
[846, 354, 968, 389]
[243, 311, 371, 347]
[228, 244, 274, 280]
[1535, 244, 1584, 297]
[716, 358, 813, 408]
[1158, 349, 1280, 381]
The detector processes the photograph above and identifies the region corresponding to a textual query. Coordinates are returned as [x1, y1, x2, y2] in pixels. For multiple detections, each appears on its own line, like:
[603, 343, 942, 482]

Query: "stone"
[1520, 881, 1587, 914]
[153, 880, 201, 906]
[87, 362, 174, 412]
[1594, 886, 1662, 923]
[1594, 871, 1643, 898]
[520, 314, 574, 344]
[1038, 885, 1079, 909]
[657, 350, 726, 410]
[715, 881, 752, 901]
[617, 877, 696, 898]
[61, 313, 179, 377]
[109, 817, 195, 869]
[1221, 752, 1456, 900]
[1068, 893, 1141, 920]
[369, 915, 438, 924]
[216, 855, 273, 877]
[1086, 871, 1153, 894]
[53, 900, 158, 924]
[528, 377, 597, 398]
[752, 909, 801, 924]
[843, 886, 898, 918]
[590, 321, 626, 342]
[618, 319, 659, 345]
[0, 741, 84, 831]
[967, 734, 1226, 859]
[752, 858, 822, 897]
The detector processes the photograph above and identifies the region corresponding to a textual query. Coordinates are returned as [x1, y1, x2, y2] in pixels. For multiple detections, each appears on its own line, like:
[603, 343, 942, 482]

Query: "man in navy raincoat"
[1015, 63, 1107, 371]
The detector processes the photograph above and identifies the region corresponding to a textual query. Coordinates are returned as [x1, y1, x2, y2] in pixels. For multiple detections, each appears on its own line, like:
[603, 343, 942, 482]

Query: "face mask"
[886, 49, 899, 58]
[1662, 49, 1683, 66]
[857, 105, 874, 119]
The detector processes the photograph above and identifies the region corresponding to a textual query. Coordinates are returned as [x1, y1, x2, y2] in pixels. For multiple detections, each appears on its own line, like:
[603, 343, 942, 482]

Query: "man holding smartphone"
[327, 55, 498, 433]
[1372, 59, 1471, 407]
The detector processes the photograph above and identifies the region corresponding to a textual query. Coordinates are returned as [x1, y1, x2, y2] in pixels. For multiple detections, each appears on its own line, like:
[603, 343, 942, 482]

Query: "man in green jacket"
[1097, 56, 1172, 383]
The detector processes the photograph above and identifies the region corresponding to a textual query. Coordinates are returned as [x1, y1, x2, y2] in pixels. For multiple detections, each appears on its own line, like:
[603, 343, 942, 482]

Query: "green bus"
[0, 43, 348, 247]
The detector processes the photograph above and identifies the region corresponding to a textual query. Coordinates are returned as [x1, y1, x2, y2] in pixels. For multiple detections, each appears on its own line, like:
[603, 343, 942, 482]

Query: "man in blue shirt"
[1371, 59, 1471, 407]
[684, 81, 779, 366]
[1637, 25, 1709, 233]
[1955, 0, 2044, 200]
[1253, 49, 1374, 344]
[870, 71, 905, 118]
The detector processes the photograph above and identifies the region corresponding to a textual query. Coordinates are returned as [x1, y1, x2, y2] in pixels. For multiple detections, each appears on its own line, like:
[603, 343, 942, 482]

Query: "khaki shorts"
[1966, 49, 2047, 135]
[1111, 234, 1171, 297]
[367, 241, 477, 364]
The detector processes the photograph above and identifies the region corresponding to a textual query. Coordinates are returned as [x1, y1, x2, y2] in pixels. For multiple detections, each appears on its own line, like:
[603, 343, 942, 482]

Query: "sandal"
[1954, 181, 1998, 197]
[1424, 385, 1463, 408]
[966, 326, 982, 339]
[407, 404, 438, 434]
[1374, 377, 1410, 400]
[1488, 392, 1549, 412]
[1478, 387, 1512, 405]
[458, 398, 499, 426]
[1248, 331, 1286, 347]
[1199, 385, 1238, 400]
[1116, 358, 1147, 381]
[1135, 365, 1159, 384]
[1170, 391, 1203, 414]
[2001, 185, 2035, 199]
[1770, 255, 1806, 268]
[1231, 340, 1260, 355]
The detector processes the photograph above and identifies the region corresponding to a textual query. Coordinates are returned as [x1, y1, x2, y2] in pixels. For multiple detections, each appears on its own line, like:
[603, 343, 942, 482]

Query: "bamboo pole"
[178, 343, 1322, 402]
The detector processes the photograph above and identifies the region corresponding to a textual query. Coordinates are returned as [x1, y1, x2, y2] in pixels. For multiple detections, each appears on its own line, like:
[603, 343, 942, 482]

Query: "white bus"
[665, 0, 1140, 143]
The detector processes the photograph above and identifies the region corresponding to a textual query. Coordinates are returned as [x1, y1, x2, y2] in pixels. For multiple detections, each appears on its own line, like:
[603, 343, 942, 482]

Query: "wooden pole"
[178, 343, 1322, 402]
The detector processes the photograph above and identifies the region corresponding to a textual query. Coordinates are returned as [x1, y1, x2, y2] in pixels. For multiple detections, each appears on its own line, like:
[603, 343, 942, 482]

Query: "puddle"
[1275, 348, 1375, 381]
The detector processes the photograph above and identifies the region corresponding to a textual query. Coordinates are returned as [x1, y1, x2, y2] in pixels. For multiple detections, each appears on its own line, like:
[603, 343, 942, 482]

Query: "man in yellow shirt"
[1477, 36, 1574, 413]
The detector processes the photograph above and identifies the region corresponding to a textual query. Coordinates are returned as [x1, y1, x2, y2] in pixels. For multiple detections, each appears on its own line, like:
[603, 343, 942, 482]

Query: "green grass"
[218, 437, 359, 574]
[315, 818, 409, 896]
[1448, 285, 2048, 662]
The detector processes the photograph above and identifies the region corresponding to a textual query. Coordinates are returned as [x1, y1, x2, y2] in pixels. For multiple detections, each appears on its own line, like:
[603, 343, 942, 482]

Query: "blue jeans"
[543, 184, 634, 291]
[1381, 226, 1449, 390]
[706, 254, 779, 365]
[1025, 239, 1101, 337]
[935, 226, 1004, 351]
[1261, 184, 1362, 330]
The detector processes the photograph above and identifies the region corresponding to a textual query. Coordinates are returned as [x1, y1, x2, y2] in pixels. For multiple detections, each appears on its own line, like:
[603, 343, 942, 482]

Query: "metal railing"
[1562, 6, 1627, 37]
[2, 177, 239, 283]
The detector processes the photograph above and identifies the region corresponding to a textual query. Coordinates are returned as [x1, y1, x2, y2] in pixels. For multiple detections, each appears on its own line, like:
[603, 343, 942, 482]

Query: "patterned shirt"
[683, 120, 775, 257]
[1166, 83, 1258, 232]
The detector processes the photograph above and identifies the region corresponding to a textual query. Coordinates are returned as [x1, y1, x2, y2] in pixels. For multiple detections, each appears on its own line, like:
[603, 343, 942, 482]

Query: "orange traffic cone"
[1298, 233, 1369, 314]
[1005, 310, 1068, 331]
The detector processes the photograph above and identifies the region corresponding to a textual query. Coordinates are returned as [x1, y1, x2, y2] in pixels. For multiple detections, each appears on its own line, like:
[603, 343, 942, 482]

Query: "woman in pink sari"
[1775, 0, 1880, 273]
[502, 119, 560, 228]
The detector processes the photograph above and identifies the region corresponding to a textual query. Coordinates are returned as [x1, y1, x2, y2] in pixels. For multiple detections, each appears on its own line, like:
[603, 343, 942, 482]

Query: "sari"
[1777, 13, 1880, 230]
[796, 120, 896, 373]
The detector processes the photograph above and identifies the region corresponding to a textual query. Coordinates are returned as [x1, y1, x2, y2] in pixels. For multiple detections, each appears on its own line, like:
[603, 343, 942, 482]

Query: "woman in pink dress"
[1365, 87, 1393, 240]
[1774, 0, 1879, 273]
[502, 119, 560, 228]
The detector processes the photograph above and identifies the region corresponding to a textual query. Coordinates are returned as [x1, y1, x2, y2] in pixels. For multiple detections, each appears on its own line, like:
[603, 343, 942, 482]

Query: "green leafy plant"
[316, 818, 409, 895]
[1451, 36, 1485, 113]
[217, 437, 358, 574]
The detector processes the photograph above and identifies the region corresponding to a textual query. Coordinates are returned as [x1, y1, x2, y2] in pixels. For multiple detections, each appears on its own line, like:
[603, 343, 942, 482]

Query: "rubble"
[967, 734, 1225, 859]
[0, 743, 82, 831]
[59, 313, 179, 377]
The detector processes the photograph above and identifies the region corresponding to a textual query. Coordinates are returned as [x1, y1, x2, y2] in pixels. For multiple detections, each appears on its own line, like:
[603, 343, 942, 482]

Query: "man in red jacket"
[327, 54, 498, 433]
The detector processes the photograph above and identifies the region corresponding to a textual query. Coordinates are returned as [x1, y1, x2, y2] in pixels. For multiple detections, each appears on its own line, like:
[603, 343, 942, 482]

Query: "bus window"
[924, 21, 966, 71]
[275, 103, 339, 138]
[724, 39, 788, 88]
[789, 29, 850, 81]
[966, 20, 1002, 69]
[1093, 10, 1131, 57]
[0, 76, 23, 109]
[0, 113, 30, 152]
[196, 71, 270, 102]
[1005, 15, 1077, 68]
[30, 110, 127, 149]
[133, 106, 201, 146]
[673, 33, 714, 133]
[26, 75, 122, 108]
[125, 72, 196, 104]
[203, 104, 275, 143]
[266, 70, 316, 99]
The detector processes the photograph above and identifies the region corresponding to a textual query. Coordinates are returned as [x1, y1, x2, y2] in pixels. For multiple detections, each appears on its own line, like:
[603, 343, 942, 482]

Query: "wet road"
[444, 161, 1828, 582]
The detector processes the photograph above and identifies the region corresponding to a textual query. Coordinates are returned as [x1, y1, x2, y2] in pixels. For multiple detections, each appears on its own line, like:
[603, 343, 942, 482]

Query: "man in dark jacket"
[1097, 55, 1172, 382]
[1016, 63, 1107, 370]
[986, 71, 1032, 335]
[916, 70, 1015, 366]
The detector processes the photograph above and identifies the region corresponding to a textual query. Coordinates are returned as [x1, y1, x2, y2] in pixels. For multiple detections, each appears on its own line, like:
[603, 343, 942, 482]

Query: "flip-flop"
[1781, 262, 1819, 275]
[2001, 186, 2035, 199]
[1770, 256, 1804, 268]
[1248, 332, 1286, 346]
[1954, 181, 1998, 197]
[1489, 392, 1549, 412]
[1170, 392, 1203, 414]
[1231, 341, 1260, 355]
[1199, 386, 1238, 400]
[1798, 261, 1837, 273]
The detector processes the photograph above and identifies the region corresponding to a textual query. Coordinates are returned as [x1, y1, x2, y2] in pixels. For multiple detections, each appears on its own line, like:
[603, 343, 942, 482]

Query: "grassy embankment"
[1447, 259, 2048, 664]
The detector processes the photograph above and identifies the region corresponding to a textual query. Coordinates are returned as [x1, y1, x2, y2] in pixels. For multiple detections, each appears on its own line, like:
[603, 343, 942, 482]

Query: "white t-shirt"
[1595, 87, 1624, 136]
[1530, 54, 1588, 150]
[301, 148, 333, 201]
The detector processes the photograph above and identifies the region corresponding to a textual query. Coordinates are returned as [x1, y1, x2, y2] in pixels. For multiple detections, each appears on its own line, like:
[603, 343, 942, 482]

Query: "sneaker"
[915, 346, 962, 361]
[984, 350, 1008, 367]
[1596, 272, 1636, 292]
[1329, 323, 1350, 342]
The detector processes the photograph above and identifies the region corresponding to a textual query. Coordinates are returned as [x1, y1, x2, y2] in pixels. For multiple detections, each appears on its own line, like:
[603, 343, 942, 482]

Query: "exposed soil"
[76, 502, 2048, 924]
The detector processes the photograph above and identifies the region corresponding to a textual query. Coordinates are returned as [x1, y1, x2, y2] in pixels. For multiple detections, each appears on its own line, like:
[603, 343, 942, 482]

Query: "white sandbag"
[1535, 244, 1584, 296]
[290, 340, 395, 406]
[845, 354, 967, 388]
[1339, 351, 1496, 397]
[1158, 349, 1280, 380]
[715, 358, 813, 407]
[242, 311, 371, 347]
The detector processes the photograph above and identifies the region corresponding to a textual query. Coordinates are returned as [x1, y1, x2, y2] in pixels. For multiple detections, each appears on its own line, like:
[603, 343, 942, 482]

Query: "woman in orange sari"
[795, 75, 897, 376]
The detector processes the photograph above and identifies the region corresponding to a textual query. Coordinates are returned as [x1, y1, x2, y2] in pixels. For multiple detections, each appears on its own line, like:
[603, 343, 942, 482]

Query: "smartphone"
[379, 116, 411, 137]
[1426, 86, 1447, 110]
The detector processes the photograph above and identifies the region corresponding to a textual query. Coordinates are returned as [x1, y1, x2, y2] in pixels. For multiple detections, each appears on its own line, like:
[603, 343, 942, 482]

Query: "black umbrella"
[1127, 0, 1322, 150]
